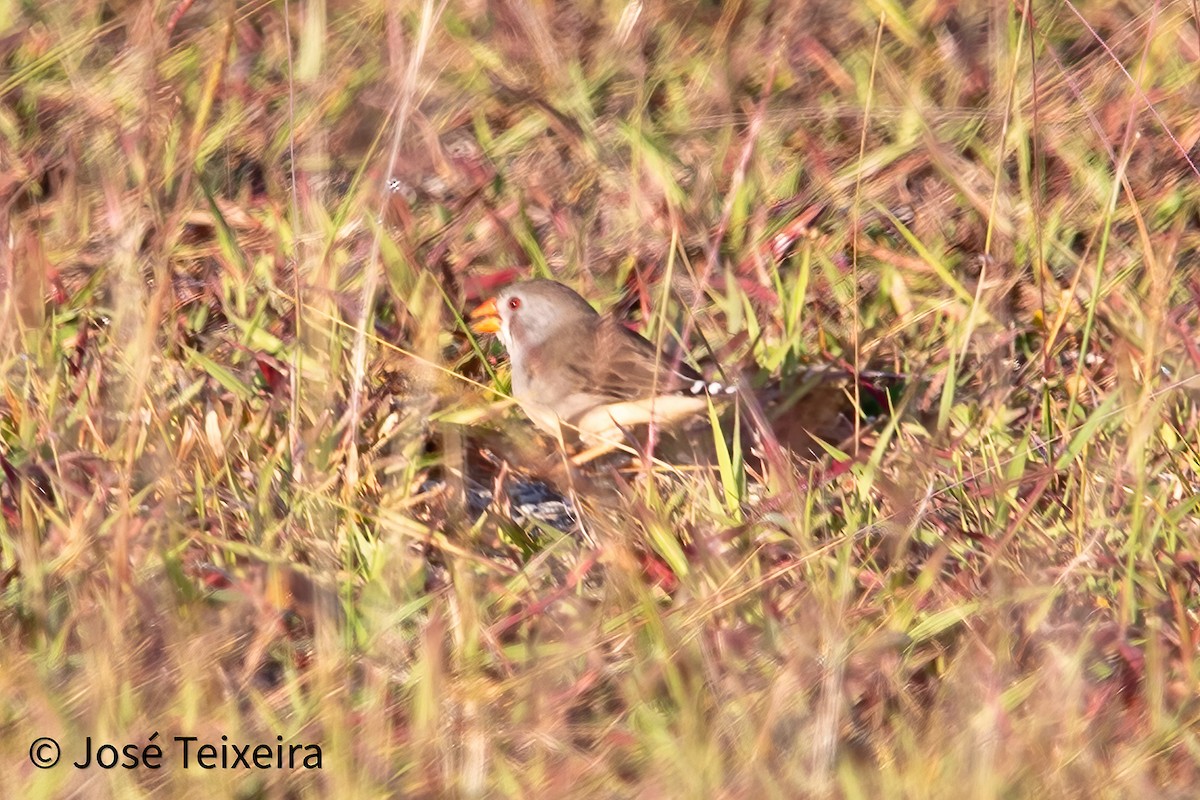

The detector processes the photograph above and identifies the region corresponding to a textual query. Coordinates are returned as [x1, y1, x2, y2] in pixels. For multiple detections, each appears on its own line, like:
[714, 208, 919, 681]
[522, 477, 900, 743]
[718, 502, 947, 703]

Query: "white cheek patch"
[499, 316, 512, 351]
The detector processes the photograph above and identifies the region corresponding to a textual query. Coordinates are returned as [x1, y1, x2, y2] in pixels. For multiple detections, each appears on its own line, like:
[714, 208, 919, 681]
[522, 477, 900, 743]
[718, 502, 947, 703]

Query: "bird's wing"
[563, 315, 706, 402]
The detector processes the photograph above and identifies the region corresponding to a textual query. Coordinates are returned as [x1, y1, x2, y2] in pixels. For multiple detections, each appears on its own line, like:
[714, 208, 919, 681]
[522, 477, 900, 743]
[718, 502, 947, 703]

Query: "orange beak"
[468, 297, 501, 334]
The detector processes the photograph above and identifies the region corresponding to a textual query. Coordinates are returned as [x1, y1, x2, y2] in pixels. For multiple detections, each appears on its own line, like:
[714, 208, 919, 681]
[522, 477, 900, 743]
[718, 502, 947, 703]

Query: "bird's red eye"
[508, 297, 521, 310]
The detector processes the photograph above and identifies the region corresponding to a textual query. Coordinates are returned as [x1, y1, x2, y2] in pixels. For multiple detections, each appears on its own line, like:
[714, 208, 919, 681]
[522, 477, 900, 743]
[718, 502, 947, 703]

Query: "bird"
[468, 279, 736, 449]
[468, 279, 902, 466]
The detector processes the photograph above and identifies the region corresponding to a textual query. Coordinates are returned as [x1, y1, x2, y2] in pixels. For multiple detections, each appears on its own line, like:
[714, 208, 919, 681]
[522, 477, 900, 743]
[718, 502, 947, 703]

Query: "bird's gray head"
[472, 279, 599, 356]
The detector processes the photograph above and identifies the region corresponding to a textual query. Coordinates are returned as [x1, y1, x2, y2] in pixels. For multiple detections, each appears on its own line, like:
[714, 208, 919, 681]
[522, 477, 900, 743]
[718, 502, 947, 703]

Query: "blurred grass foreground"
[2, 0, 1200, 797]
